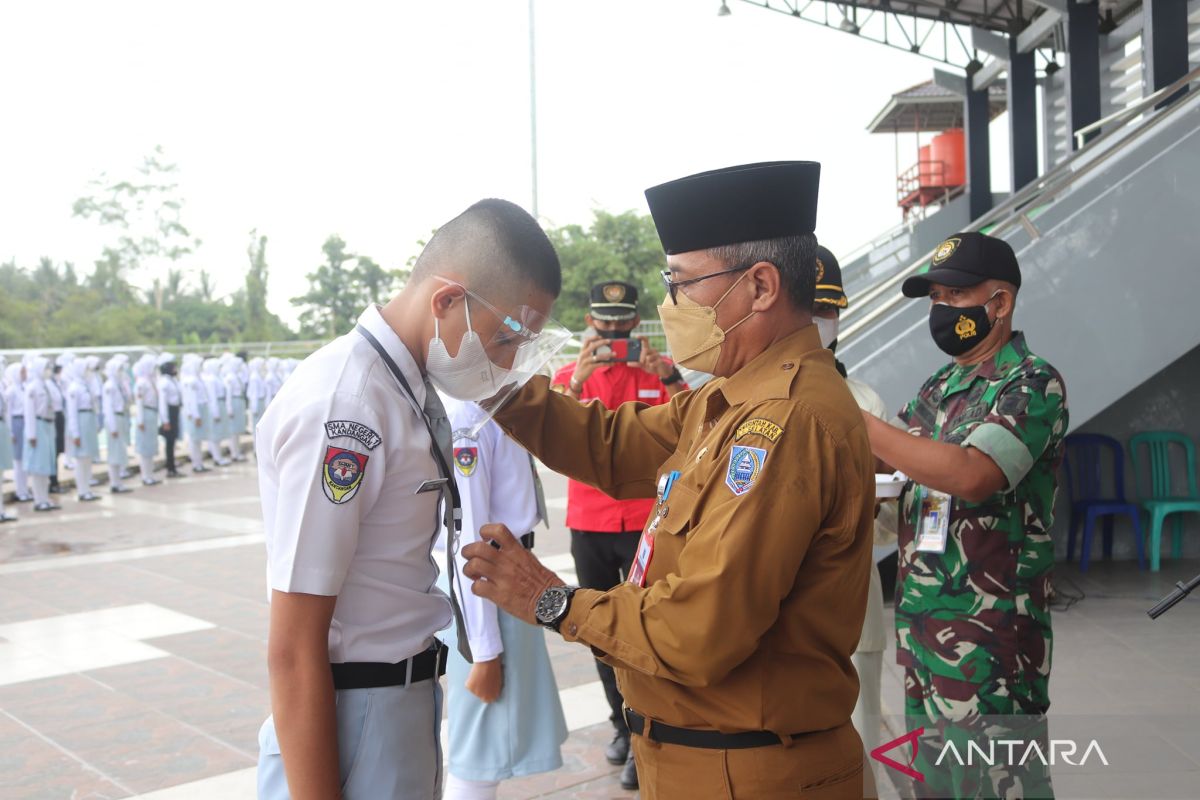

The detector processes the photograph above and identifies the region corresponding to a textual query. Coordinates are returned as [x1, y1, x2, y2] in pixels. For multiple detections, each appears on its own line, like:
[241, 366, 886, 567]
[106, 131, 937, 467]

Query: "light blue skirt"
[24, 418, 56, 476]
[107, 415, 129, 467]
[214, 401, 231, 440]
[437, 575, 567, 782]
[197, 404, 214, 443]
[77, 410, 101, 460]
[136, 408, 159, 457]
[231, 396, 247, 435]
[0, 421, 12, 471]
[11, 416, 24, 461]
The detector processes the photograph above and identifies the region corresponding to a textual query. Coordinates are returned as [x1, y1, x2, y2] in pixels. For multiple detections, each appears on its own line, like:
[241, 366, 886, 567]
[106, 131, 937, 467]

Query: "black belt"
[37, 416, 54, 422]
[114, 411, 126, 416]
[520, 532, 535, 549]
[624, 708, 797, 750]
[331, 641, 448, 691]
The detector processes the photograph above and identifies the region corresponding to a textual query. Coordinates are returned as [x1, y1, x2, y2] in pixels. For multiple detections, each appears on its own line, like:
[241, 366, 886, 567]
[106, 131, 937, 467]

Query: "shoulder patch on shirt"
[324, 419, 382, 450]
[454, 446, 478, 477]
[734, 418, 783, 443]
[322, 447, 368, 504]
[726, 445, 768, 496]
[997, 392, 1031, 417]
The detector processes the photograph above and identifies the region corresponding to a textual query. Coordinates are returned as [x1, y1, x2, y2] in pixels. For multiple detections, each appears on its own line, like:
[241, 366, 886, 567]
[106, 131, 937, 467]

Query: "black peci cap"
[902, 232, 1022, 298]
[644, 161, 820, 255]
[813, 245, 848, 309]
[589, 281, 639, 321]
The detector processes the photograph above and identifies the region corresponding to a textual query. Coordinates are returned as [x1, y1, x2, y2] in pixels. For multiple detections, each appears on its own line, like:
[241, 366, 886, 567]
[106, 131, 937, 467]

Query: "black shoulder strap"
[355, 325, 462, 524]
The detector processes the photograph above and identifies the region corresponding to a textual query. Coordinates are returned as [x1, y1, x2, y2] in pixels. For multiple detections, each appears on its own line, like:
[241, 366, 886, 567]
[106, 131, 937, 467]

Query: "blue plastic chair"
[1129, 431, 1200, 572]
[1063, 433, 1146, 572]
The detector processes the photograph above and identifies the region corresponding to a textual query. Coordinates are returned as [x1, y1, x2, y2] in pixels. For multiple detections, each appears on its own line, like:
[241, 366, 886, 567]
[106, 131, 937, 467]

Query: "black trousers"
[570, 528, 641, 736]
[50, 411, 66, 489]
[160, 404, 180, 472]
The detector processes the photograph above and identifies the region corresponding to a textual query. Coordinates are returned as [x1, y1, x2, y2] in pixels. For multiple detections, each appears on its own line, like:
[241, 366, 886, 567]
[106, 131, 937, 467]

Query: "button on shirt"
[497, 326, 875, 736]
[439, 399, 542, 662]
[551, 360, 684, 532]
[256, 305, 452, 663]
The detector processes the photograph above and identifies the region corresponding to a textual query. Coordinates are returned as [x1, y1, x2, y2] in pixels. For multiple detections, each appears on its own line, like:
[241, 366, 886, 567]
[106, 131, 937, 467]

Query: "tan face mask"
[659, 269, 756, 374]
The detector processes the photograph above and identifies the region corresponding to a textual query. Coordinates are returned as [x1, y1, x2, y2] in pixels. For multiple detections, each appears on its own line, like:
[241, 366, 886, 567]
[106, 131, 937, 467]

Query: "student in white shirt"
[180, 355, 210, 473]
[65, 359, 101, 502]
[5, 362, 32, 503]
[255, 198, 564, 800]
[439, 399, 567, 800]
[134, 355, 161, 486]
[157, 353, 185, 478]
[0, 357, 15, 521]
[102, 357, 134, 494]
[247, 357, 268, 440]
[23, 355, 60, 511]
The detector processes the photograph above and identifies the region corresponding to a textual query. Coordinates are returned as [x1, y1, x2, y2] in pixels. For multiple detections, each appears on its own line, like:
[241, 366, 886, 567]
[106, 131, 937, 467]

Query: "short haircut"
[705, 231, 820, 311]
[707, 233, 817, 312]
[412, 199, 561, 299]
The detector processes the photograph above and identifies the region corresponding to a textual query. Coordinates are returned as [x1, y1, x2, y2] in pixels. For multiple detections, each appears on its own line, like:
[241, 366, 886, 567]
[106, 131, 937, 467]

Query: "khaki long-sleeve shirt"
[494, 325, 875, 736]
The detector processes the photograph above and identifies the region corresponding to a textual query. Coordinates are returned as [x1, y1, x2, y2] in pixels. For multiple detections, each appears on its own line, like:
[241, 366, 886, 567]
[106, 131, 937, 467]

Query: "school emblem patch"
[815, 258, 825, 283]
[454, 447, 478, 477]
[322, 447, 368, 504]
[726, 445, 768, 496]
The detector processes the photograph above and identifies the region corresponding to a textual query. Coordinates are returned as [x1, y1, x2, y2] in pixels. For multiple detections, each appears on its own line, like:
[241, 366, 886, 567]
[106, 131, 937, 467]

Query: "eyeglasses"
[660, 264, 751, 305]
[431, 276, 539, 343]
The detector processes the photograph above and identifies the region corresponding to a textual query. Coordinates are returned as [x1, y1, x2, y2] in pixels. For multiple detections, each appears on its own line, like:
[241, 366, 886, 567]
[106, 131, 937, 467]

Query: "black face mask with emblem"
[928, 292, 1001, 356]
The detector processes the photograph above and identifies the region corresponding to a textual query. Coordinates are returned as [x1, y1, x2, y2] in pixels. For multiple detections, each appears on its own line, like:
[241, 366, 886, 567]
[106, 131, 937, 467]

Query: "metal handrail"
[840, 65, 1200, 345]
[1073, 71, 1195, 148]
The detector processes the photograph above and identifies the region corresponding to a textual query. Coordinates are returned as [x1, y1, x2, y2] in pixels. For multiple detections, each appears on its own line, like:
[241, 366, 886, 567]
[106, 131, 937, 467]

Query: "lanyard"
[356, 325, 474, 663]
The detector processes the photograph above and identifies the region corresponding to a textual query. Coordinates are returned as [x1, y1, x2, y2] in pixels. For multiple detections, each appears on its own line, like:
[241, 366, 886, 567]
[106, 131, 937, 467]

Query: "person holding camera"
[550, 280, 686, 790]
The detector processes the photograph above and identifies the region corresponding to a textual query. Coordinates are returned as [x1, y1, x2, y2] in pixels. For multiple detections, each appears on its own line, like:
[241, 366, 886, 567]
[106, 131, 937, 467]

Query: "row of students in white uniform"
[0, 351, 296, 521]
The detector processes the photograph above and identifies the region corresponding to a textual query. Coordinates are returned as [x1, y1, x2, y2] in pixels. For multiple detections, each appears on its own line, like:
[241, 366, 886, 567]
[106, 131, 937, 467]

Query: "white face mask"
[815, 316, 839, 349]
[426, 297, 513, 402]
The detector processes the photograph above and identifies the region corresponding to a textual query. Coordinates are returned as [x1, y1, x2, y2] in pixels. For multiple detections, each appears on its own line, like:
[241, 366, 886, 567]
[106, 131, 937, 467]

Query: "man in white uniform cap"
[255, 198, 565, 800]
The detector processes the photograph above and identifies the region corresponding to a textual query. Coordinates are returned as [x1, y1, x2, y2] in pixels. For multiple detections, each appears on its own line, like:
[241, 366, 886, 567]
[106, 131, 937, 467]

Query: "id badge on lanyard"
[915, 485, 952, 554]
[629, 469, 680, 587]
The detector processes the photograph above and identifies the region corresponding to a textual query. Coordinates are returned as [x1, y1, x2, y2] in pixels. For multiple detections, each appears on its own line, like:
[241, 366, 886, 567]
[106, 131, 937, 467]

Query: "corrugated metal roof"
[867, 80, 1008, 133]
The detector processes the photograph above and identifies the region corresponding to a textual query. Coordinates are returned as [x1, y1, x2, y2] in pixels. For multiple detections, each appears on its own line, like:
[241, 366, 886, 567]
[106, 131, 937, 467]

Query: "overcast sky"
[0, 0, 1011, 326]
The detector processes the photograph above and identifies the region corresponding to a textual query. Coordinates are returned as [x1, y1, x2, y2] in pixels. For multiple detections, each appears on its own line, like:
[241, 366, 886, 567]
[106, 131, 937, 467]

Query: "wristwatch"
[662, 367, 683, 386]
[535, 585, 578, 632]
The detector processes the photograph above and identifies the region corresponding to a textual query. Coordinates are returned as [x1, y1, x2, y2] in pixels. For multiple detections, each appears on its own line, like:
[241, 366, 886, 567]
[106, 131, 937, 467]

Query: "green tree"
[72, 145, 201, 310]
[244, 229, 271, 341]
[291, 236, 405, 338]
[545, 210, 664, 331]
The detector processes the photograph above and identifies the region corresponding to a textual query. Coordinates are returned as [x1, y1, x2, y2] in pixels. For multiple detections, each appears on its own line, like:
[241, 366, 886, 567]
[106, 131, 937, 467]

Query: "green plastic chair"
[1129, 432, 1200, 571]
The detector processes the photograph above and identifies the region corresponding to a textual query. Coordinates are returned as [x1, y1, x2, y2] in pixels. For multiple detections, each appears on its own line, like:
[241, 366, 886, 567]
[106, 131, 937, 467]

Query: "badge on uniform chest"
[628, 470, 680, 587]
[915, 486, 951, 553]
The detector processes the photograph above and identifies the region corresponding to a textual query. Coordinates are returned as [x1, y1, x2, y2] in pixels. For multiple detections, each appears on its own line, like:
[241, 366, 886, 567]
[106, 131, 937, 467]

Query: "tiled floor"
[1, 459, 1198, 798]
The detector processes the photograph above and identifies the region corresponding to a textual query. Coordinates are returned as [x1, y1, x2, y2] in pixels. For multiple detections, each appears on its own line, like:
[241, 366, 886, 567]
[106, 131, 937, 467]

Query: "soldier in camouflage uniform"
[861, 232, 1068, 799]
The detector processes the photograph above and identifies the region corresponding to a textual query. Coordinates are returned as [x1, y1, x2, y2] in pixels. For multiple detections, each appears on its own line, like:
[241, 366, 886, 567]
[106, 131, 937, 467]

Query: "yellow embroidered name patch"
[735, 418, 783, 443]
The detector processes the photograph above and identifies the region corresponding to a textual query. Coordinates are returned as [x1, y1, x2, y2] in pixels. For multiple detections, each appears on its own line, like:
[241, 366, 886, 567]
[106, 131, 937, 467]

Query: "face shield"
[429, 276, 571, 437]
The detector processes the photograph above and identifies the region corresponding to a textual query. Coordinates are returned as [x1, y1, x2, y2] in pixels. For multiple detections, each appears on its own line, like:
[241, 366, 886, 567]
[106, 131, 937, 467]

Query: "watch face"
[536, 586, 567, 624]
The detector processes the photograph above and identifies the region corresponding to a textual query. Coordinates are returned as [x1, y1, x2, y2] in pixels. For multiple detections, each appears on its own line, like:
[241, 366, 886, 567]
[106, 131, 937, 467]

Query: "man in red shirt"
[551, 280, 686, 790]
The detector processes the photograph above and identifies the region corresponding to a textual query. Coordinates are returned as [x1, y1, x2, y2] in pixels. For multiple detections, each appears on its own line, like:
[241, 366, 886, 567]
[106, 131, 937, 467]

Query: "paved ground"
[1, 459, 1199, 799]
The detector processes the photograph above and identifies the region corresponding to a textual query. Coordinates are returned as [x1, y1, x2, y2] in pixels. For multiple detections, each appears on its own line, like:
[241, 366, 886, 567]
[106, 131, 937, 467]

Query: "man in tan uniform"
[463, 161, 876, 799]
